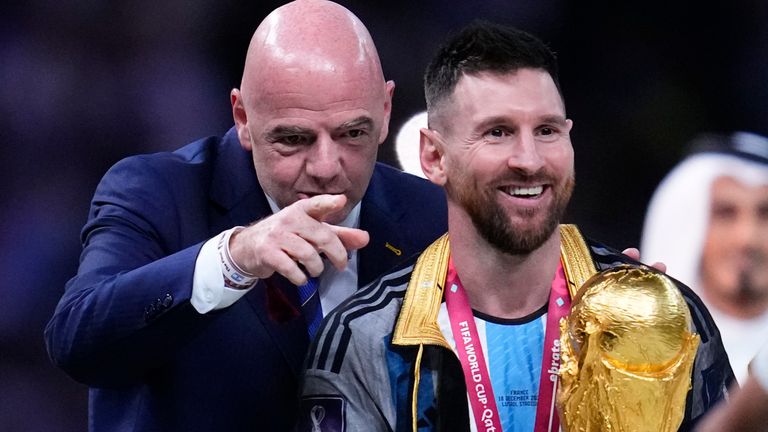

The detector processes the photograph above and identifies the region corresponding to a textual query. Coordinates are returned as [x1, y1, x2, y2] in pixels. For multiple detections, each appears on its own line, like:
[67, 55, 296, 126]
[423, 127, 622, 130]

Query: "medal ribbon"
[444, 258, 570, 432]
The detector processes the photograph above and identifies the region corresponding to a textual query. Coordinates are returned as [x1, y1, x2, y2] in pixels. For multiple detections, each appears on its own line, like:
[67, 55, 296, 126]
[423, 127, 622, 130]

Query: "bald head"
[230, 0, 394, 223]
[241, 0, 385, 99]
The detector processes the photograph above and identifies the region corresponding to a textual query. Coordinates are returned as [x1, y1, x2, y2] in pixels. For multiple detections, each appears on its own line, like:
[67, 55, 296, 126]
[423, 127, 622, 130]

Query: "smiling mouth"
[500, 185, 545, 198]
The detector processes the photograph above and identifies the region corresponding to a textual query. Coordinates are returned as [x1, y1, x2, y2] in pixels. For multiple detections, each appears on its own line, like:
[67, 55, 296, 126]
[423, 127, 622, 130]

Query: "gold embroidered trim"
[559, 224, 598, 298]
[393, 227, 598, 345]
[411, 344, 424, 432]
[392, 234, 452, 349]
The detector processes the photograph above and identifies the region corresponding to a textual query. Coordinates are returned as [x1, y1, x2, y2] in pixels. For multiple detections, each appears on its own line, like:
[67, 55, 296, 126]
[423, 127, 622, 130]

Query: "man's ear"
[377, 80, 396, 145]
[420, 128, 447, 186]
[231, 88, 252, 151]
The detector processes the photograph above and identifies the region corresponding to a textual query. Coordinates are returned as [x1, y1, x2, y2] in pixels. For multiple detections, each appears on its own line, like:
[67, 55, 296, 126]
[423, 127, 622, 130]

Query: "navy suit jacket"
[45, 128, 448, 431]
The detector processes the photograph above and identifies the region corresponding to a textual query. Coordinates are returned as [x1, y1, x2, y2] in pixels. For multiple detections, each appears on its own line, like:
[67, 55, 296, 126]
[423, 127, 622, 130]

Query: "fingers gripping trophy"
[557, 265, 700, 432]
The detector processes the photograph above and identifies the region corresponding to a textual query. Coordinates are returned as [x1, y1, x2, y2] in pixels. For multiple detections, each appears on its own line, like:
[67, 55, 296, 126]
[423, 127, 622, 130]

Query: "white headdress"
[641, 132, 768, 291]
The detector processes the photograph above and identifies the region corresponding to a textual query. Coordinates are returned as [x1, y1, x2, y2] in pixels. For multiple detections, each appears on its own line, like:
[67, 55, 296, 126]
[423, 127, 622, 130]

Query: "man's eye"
[711, 205, 737, 221]
[281, 135, 307, 146]
[346, 129, 366, 138]
[758, 204, 768, 221]
[488, 128, 506, 138]
[537, 126, 561, 142]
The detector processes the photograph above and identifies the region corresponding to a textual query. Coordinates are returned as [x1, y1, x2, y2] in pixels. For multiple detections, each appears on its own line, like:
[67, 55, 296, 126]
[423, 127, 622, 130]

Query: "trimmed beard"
[733, 270, 768, 303]
[447, 172, 574, 255]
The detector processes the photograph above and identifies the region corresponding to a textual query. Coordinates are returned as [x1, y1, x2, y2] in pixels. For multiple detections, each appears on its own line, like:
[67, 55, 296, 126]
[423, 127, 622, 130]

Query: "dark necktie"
[298, 277, 323, 337]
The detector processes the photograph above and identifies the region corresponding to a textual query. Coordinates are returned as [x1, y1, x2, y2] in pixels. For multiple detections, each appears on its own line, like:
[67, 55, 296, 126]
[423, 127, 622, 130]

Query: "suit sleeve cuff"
[191, 235, 255, 313]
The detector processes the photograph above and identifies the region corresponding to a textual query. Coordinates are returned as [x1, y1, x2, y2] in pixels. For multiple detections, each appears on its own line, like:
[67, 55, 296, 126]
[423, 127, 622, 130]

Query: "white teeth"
[506, 186, 543, 197]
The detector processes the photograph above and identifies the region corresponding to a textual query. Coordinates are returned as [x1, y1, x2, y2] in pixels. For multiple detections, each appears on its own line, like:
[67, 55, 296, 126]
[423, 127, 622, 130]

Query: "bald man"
[44, 1, 446, 431]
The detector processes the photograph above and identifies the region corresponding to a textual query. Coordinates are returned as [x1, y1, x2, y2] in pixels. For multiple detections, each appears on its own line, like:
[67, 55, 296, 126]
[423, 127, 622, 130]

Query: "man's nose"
[734, 212, 765, 250]
[305, 135, 342, 181]
[506, 133, 545, 173]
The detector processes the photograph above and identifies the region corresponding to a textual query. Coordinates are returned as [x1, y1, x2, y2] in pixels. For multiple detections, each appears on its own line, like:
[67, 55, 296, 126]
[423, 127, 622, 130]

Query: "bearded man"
[299, 21, 733, 432]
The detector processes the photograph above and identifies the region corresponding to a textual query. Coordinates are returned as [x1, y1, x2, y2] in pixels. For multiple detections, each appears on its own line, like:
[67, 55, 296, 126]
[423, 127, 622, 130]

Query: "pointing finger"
[297, 194, 347, 222]
[319, 225, 369, 271]
[330, 225, 369, 252]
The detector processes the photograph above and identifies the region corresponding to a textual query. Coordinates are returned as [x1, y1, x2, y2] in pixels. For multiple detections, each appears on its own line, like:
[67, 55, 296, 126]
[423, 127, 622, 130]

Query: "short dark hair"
[424, 21, 561, 122]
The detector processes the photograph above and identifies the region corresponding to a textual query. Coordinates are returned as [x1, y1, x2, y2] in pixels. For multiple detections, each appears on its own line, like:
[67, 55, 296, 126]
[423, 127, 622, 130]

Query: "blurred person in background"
[642, 132, 768, 383]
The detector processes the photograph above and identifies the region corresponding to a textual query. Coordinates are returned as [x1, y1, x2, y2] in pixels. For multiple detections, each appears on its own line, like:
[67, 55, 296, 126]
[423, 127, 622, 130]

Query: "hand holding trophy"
[557, 266, 700, 432]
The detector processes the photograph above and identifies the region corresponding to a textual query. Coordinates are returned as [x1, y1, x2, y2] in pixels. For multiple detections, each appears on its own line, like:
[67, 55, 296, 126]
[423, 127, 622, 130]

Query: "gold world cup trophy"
[557, 265, 700, 432]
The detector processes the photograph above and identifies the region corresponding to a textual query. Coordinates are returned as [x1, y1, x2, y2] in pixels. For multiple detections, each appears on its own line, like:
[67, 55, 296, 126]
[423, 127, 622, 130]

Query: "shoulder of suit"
[107, 134, 221, 175]
[373, 162, 440, 189]
[370, 163, 445, 211]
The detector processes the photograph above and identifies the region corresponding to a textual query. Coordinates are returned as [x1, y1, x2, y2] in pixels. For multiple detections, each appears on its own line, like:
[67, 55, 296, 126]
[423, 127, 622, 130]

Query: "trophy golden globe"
[557, 265, 700, 432]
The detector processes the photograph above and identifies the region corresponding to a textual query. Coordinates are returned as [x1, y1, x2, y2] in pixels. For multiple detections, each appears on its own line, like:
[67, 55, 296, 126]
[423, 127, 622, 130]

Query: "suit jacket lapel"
[209, 128, 272, 231]
[208, 128, 308, 376]
[358, 166, 413, 288]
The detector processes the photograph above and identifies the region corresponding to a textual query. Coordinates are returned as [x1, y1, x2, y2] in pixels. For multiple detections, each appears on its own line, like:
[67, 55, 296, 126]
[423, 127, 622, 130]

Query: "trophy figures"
[558, 266, 700, 432]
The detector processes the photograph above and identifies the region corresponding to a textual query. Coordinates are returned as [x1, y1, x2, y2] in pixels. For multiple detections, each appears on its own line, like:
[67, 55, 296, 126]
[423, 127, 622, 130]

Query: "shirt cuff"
[191, 235, 254, 313]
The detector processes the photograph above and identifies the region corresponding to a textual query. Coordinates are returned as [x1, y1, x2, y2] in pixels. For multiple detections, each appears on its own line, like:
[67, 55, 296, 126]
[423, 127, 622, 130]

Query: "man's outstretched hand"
[228, 194, 369, 286]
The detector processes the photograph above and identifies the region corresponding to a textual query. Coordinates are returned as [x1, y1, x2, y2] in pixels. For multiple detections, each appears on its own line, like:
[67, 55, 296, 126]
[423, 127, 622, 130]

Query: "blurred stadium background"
[1, 1, 766, 429]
